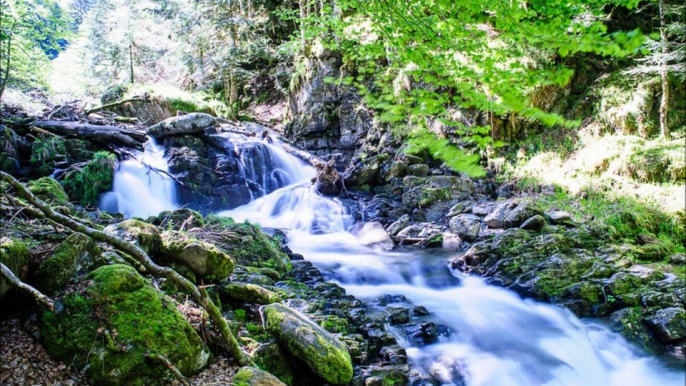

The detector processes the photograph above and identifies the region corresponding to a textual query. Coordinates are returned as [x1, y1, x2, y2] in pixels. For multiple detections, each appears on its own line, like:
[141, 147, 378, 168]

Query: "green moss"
[252, 343, 296, 386]
[36, 233, 102, 295]
[232, 366, 288, 386]
[0, 238, 28, 299]
[30, 137, 67, 177]
[221, 282, 281, 304]
[28, 177, 69, 205]
[41, 265, 209, 386]
[320, 315, 349, 334]
[105, 219, 162, 254]
[206, 220, 291, 274]
[262, 304, 353, 385]
[147, 208, 205, 231]
[62, 151, 116, 207]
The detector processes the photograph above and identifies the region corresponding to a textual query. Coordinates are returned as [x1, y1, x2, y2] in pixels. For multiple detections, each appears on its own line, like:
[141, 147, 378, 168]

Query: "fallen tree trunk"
[31, 120, 147, 149]
[85, 97, 146, 115]
[0, 171, 253, 367]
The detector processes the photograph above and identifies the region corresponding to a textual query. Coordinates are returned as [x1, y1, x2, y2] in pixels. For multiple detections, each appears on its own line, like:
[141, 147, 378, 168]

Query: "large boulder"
[41, 265, 210, 386]
[483, 200, 517, 229]
[206, 221, 291, 274]
[252, 342, 297, 386]
[350, 221, 394, 251]
[261, 303, 353, 385]
[386, 214, 410, 237]
[502, 201, 543, 229]
[147, 113, 215, 138]
[232, 366, 288, 386]
[0, 238, 28, 301]
[104, 219, 162, 254]
[449, 214, 481, 242]
[36, 233, 102, 295]
[160, 230, 234, 281]
[643, 307, 686, 343]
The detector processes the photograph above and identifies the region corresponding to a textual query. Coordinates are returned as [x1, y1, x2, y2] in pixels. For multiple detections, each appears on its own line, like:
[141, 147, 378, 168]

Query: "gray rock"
[669, 253, 685, 265]
[483, 201, 517, 229]
[386, 214, 411, 237]
[449, 214, 481, 242]
[447, 201, 474, 217]
[471, 204, 491, 216]
[407, 164, 430, 177]
[502, 201, 542, 229]
[351, 222, 394, 251]
[520, 215, 546, 230]
[643, 307, 686, 342]
[147, 113, 215, 138]
[378, 160, 407, 183]
[387, 307, 411, 325]
[548, 210, 574, 226]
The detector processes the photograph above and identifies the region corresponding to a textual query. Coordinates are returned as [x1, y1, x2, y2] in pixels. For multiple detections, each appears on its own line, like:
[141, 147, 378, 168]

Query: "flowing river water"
[103, 134, 685, 386]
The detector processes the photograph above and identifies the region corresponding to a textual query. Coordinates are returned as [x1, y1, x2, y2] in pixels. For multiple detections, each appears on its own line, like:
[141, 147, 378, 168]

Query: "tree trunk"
[0, 20, 16, 104]
[299, 0, 306, 49]
[129, 38, 135, 85]
[30, 120, 147, 149]
[658, 0, 671, 140]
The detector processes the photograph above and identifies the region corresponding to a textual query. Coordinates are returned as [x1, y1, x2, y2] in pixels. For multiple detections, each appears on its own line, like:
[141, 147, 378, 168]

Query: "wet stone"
[387, 307, 410, 325]
[412, 306, 430, 317]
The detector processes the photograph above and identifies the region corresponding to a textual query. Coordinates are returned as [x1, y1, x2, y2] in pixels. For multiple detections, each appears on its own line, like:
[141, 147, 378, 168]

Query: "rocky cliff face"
[285, 50, 373, 169]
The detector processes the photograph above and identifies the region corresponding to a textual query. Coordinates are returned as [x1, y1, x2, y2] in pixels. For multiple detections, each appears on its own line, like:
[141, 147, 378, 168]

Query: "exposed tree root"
[0, 262, 54, 311]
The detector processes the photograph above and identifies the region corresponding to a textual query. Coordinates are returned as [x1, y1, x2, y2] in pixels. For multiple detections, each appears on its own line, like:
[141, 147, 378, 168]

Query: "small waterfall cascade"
[218, 139, 685, 386]
[99, 137, 177, 218]
[212, 133, 315, 203]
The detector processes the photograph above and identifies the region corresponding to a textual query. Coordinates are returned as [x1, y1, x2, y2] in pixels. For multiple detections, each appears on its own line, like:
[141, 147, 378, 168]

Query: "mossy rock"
[207, 221, 291, 274]
[252, 343, 297, 386]
[27, 177, 69, 205]
[104, 219, 162, 254]
[262, 303, 353, 385]
[160, 231, 234, 281]
[232, 366, 288, 386]
[62, 151, 116, 207]
[0, 238, 28, 300]
[36, 233, 102, 295]
[41, 265, 210, 386]
[220, 282, 281, 304]
[147, 208, 205, 231]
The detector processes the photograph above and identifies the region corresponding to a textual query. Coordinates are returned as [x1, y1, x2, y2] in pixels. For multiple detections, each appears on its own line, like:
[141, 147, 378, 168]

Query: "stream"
[102, 134, 685, 386]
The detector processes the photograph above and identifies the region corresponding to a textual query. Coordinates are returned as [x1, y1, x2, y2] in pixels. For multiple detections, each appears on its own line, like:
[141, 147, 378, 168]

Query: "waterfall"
[99, 137, 177, 218]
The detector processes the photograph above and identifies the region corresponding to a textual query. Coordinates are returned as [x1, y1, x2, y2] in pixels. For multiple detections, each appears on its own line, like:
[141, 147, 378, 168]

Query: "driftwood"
[0, 171, 253, 367]
[0, 262, 54, 310]
[85, 97, 146, 115]
[31, 120, 146, 149]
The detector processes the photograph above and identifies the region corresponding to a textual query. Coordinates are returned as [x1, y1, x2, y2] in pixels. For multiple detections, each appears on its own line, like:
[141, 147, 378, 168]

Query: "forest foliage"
[2, 0, 685, 174]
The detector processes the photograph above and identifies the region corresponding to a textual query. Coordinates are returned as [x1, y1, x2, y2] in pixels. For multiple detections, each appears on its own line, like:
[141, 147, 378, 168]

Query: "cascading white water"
[219, 139, 686, 386]
[99, 137, 177, 218]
